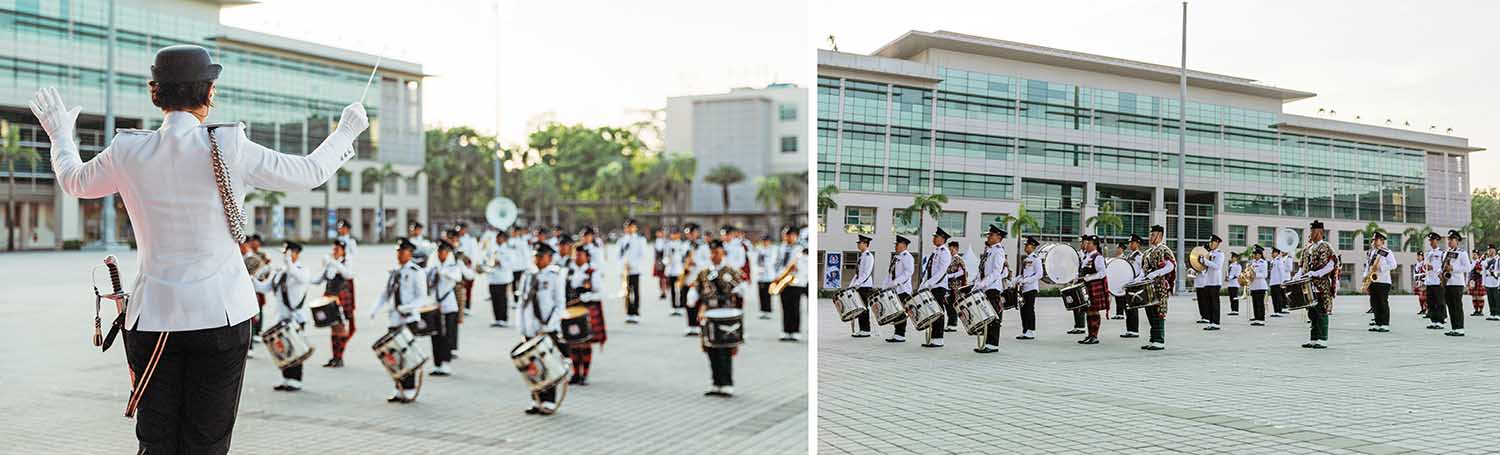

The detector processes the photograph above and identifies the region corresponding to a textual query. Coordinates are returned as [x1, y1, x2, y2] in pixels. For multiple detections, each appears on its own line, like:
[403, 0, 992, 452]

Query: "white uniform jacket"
[1369, 248, 1397, 285]
[372, 261, 428, 328]
[886, 251, 915, 295]
[253, 258, 310, 326]
[518, 265, 566, 338]
[1249, 259, 1269, 291]
[850, 250, 875, 288]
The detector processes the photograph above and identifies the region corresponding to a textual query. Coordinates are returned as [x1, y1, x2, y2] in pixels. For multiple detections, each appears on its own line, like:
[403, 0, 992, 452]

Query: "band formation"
[240, 219, 810, 414]
[833, 219, 1500, 352]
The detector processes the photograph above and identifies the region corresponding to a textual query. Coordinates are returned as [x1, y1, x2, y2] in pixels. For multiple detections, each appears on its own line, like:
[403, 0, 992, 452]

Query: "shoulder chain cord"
[208, 128, 248, 243]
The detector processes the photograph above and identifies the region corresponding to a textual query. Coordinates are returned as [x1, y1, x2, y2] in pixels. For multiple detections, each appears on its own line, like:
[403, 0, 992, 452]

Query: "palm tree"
[244, 189, 286, 238]
[1356, 221, 1386, 250]
[1001, 203, 1041, 269]
[1462, 220, 1485, 251]
[754, 176, 785, 232]
[650, 153, 697, 226]
[1401, 225, 1432, 253]
[361, 163, 404, 242]
[817, 185, 839, 231]
[1085, 201, 1125, 237]
[1, 120, 39, 251]
[898, 193, 948, 259]
[703, 164, 745, 225]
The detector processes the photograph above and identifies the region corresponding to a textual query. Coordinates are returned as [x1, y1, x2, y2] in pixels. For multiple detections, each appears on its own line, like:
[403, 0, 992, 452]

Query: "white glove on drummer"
[28, 87, 80, 142]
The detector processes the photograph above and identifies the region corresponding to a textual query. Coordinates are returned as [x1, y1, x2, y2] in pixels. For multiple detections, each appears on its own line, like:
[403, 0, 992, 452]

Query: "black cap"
[151, 45, 221, 83]
[1210, 234, 1223, 243]
[331, 239, 346, 248]
[625, 218, 638, 227]
[895, 235, 911, 245]
[721, 224, 738, 234]
[933, 227, 951, 240]
[856, 235, 873, 244]
[684, 223, 700, 234]
[1150, 225, 1165, 234]
[1231, 251, 1240, 258]
[781, 225, 798, 236]
[1372, 231, 1387, 241]
[1488, 244, 1496, 250]
[558, 234, 574, 244]
[1117, 240, 1128, 249]
[1427, 232, 1442, 241]
[409, 221, 424, 230]
[396, 238, 416, 251]
[1025, 236, 1040, 247]
[535, 243, 555, 256]
[1081, 234, 1098, 243]
[1129, 234, 1143, 244]
[708, 239, 725, 249]
[987, 224, 1006, 237]
[581, 226, 597, 236]
[1254, 245, 1265, 255]
[947, 241, 960, 248]
[335, 219, 350, 229]
[247, 234, 263, 243]
[283, 240, 303, 252]
[1448, 229, 1463, 240]
[437, 240, 454, 252]
[575, 245, 591, 257]
[1310, 220, 1325, 230]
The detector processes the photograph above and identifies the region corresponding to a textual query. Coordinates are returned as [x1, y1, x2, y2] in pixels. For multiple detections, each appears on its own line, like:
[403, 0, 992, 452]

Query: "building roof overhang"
[1275, 113, 1484, 153]
[208, 27, 427, 78]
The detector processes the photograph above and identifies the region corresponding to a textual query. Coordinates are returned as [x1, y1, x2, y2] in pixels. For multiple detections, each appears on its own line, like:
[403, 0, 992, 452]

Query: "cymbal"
[1189, 246, 1210, 272]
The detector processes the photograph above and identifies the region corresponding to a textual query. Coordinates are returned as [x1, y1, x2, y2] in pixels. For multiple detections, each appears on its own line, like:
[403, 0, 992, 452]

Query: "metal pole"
[1175, 1, 1188, 293]
[493, 0, 503, 200]
[99, 0, 118, 248]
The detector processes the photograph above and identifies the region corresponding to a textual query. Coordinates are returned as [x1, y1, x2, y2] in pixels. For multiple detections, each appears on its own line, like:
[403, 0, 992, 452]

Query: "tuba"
[1237, 260, 1255, 288]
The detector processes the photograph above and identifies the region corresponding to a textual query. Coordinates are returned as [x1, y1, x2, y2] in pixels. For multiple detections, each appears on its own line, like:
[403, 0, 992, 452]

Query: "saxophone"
[1237, 261, 1255, 288]
[1359, 250, 1380, 293]
[1440, 249, 1455, 284]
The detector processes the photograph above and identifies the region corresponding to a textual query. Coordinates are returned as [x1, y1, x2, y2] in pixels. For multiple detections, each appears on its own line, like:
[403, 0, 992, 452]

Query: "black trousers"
[1269, 284, 1286, 313]
[1019, 290, 1037, 332]
[927, 288, 949, 340]
[893, 292, 912, 337]
[1197, 286, 1221, 324]
[982, 289, 1003, 346]
[1228, 286, 1241, 313]
[1444, 285, 1465, 330]
[626, 274, 641, 316]
[1427, 284, 1448, 323]
[706, 347, 733, 386]
[1489, 288, 1500, 316]
[124, 319, 250, 455]
[537, 384, 557, 403]
[281, 363, 302, 381]
[489, 284, 510, 323]
[854, 287, 874, 332]
[781, 286, 806, 334]
[1370, 282, 1391, 326]
[1072, 309, 1085, 329]
[1114, 292, 1126, 317]
[1146, 308, 1165, 344]
[1251, 289, 1267, 321]
[431, 312, 459, 366]
[1116, 295, 1138, 333]
[758, 282, 773, 313]
[942, 289, 959, 328]
[668, 275, 684, 309]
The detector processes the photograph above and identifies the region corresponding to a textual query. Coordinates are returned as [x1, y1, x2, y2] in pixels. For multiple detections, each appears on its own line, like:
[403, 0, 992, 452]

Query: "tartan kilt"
[1470, 281, 1488, 298]
[584, 300, 608, 346]
[1085, 278, 1110, 312]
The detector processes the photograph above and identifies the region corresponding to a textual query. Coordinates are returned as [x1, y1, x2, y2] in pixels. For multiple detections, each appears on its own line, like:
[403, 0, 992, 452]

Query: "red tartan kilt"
[1470, 282, 1488, 297]
[1085, 279, 1110, 312]
[584, 300, 608, 345]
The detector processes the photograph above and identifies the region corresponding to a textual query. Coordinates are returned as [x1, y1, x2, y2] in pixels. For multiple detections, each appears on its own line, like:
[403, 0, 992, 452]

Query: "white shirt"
[779, 243, 809, 287]
[755, 244, 779, 283]
[1423, 247, 1446, 286]
[336, 234, 358, 258]
[1368, 248, 1397, 285]
[1484, 256, 1500, 288]
[1018, 251, 1043, 293]
[1194, 249, 1224, 288]
[617, 233, 652, 274]
[725, 237, 750, 271]
[567, 261, 604, 302]
[918, 247, 952, 291]
[506, 237, 531, 273]
[371, 261, 429, 328]
[1080, 250, 1106, 282]
[886, 251, 914, 295]
[666, 239, 688, 277]
[1226, 262, 1243, 288]
[50, 111, 357, 331]
[1128, 250, 1144, 280]
[484, 240, 514, 284]
[518, 266, 566, 338]
[1248, 259, 1269, 291]
[309, 255, 353, 291]
[1442, 248, 1473, 287]
[429, 256, 466, 314]
[851, 250, 875, 288]
[974, 243, 1008, 291]
[252, 256, 310, 325]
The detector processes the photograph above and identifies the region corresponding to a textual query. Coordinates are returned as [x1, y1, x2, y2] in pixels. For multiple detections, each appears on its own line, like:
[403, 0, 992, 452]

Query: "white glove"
[28, 87, 81, 141]
[336, 103, 369, 136]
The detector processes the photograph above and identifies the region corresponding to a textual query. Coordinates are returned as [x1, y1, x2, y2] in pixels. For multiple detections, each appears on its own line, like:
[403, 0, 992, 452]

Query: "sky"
[812, 0, 1499, 191]
[220, 0, 809, 148]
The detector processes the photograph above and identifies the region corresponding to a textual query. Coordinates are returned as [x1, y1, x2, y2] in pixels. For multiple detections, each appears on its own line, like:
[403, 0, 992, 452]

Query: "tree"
[1, 120, 39, 251]
[1401, 225, 1432, 253]
[361, 163, 404, 242]
[1001, 203, 1041, 269]
[703, 164, 746, 224]
[1085, 201, 1124, 237]
[898, 193, 948, 259]
[244, 189, 286, 238]
[1461, 220, 1485, 251]
[1471, 188, 1500, 248]
[425, 128, 498, 221]
[1356, 221, 1386, 250]
[817, 185, 839, 230]
[754, 176, 784, 231]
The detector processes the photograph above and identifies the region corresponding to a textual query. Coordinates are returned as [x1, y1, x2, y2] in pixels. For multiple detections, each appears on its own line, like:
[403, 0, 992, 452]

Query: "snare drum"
[372, 326, 427, 380]
[833, 288, 869, 322]
[310, 296, 344, 328]
[261, 320, 315, 369]
[955, 290, 998, 335]
[561, 305, 592, 344]
[1104, 258, 1137, 297]
[510, 335, 570, 392]
[904, 290, 944, 330]
[412, 304, 442, 336]
[702, 308, 745, 348]
[869, 289, 906, 326]
[1036, 243, 1081, 285]
[1123, 279, 1162, 309]
[1283, 276, 1318, 310]
[1060, 281, 1090, 311]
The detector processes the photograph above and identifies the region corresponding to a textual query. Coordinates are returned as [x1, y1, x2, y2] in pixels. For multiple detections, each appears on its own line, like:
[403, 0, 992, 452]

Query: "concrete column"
[297, 206, 311, 240]
[1151, 186, 1167, 227]
[1083, 181, 1098, 235]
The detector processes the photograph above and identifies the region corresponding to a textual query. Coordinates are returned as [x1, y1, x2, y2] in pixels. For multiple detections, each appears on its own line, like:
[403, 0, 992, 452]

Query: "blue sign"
[823, 252, 842, 289]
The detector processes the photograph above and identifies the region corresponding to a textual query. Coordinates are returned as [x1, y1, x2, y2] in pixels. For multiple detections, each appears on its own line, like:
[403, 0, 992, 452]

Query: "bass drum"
[1104, 258, 1137, 297]
[1036, 243, 1080, 285]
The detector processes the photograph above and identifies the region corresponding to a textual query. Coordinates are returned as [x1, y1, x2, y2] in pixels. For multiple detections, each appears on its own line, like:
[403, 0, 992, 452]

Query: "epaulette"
[114, 128, 153, 135]
[198, 122, 243, 129]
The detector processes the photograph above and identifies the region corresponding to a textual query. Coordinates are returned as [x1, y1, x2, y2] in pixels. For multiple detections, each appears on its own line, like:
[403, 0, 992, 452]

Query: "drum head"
[1039, 244, 1080, 285]
[313, 296, 339, 308]
[565, 306, 589, 318]
[511, 336, 544, 357]
[705, 308, 743, 319]
[1104, 258, 1136, 296]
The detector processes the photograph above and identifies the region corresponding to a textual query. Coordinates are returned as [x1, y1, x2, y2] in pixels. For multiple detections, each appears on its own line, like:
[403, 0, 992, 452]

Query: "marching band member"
[1111, 240, 1129, 321]
[457, 223, 480, 317]
[1076, 235, 1110, 345]
[943, 240, 967, 333]
[688, 240, 747, 397]
[653, 227, 670, 300]
[1119, 235, 1144, 337]
[518, 243, 566, 415]
[665, 228, 688, 317]
[1365, 232, 1397, 332]
[335, 219, 357, 258]
[254, 241, 310, 391]
[1423, 232, 1447, 329]
[1469, 249, 1486, 317]
[1226, 252, 1243, 317]
[33, 43, 369, 450]
[972, 225, 1008, 353]
[370, 239, 427, 403]
[1291, 220, 1337, 348]
[849, 235, 876, 338]
[1015, 236, 1042, 340]
[486, 230, 516, 328]
[408, 222, 435, 268]
[885, 236, 915, 343]
[1268, 247, 1288, 317]
[509, 226, 531, 287]
[776, 225, 808, 342]
[755, 234, 779, 320]
[1439, 230, 1473, 336]
[1141, 225, 1176, 350]
[566, 244, 607, 385]
[682, 224, 710, 335]
[427, 241, 465, 376]
[247, 234, 270, 349]
[723, 225, 751, 278]
[1194, 235, 1226, 331]
[1484, 245, 1500, 321]
[619, 219, 652, 324]
[1413, 258, 1429, 316]
[916, 227, 953, 347]
[1247, 246, 1269, 326]
[579, 226, 605, 271]
[311, 239, 356, 367]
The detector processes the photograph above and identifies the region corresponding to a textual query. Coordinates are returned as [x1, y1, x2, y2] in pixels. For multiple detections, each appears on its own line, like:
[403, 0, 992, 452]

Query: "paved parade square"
[817, 294, 1500, 455]
[0, 247, 807, 454]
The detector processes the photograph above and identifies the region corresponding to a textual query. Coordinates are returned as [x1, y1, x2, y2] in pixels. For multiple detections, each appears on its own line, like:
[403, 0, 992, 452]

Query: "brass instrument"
[1188, 246, 1210, 273]
[1441, 249, 1455, 283]
[768, 262, 796, 295]
[1359, 251, 1381, 293]
[1237, 260, 1255, 288]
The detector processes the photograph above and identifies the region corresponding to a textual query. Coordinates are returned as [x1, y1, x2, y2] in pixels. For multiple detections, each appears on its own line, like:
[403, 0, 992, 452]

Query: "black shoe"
[1270, 314, 1283, 318]
[1301, 342, 1317, 348]
[1077, 337, 1099, 345]
[525, 406, 543, 414]
[1067, 328, 1084, 335]
[1142, 344, 1164, 351]
[1445, 331, 1465, 337]
[1418, 311, 1427, 316]
[974, 347, 998, 353]
[945, 325, 957, 332]
[886, 337, 905, 343]
[851, 333, 871, 338]
[1309, 344, 1327, 349]
[1120, 333, 1139, 338]
[1203, 325, 1220, 331]
[1016, 334, 1034, 340]
[921, 343, 943, 348]
[575, 377, 589, 386]
[389, 396, 406, 403]
[1369, 321, 1377, 326]
[1110, 315, 1125, 320]
[1228, 312, 1239, 316]
[1472, 311, 1483, 316]
[274, 384, 288, 391]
